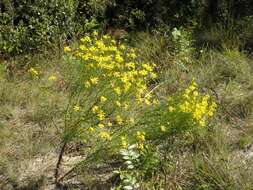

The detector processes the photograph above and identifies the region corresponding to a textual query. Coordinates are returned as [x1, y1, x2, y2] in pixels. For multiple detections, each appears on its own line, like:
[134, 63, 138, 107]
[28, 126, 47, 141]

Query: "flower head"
[160, 125, 166, 132]
[116, 115, 123, 125]
[136, 131, 145, 141]
[100, 131, 110, 140]
[48, 75, 57, 81]
[73, 105, 81, 112]
[28, 67, 39, 77]
[90, 77, 99, 85]
[64, 46, 71, 52]
[100, 96, 107, 102]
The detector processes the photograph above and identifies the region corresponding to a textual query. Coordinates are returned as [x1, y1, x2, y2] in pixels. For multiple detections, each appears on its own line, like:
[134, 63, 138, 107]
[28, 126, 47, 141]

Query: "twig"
[57, 164, 78, 182]
[54, 141, 67, 185]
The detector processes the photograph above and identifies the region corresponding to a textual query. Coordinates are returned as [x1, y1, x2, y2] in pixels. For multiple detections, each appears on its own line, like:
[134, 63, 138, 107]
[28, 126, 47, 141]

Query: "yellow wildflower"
[80, 45, 86, 51]
[160, 125, 166, 132]
[116, 101, 121, 107]
[64, 46, 71, 52]
[129, 53, 137, 59]
[85, 81, 91, 88]
[176, 81, 217, 127]
[151, 72, 157, 79]
[136, 131, 145, 141]
[107, 121, 113, 127]
[199, 120, 206, 127]
[92, 106, 99, 113]
[129, 117, 135, 124]
[98, 123, 105, 128]
[81, 36, 91, 43]
[115, 54, 124, 62]
[48, 75, 57, 81]
[102, 35, 110, 40]
[90, 77, 99, 85]
[111, 39, 116, 44]
[139, 70, 148, 76]
[126, 62, 135, 69]
[100, 96, 107, 102]
[144, 98, 151, 105]
[28, 67, 39, 77]
[100, 131, 110, 140]
[138, 143, 144, 150]
[97, 111, 105, 121]
[121, 136, 128, 148]
[73, 105, 81, 112]
[120, 44, 126, 50]
[116, 115, 123, 125]
[123, 102, 129, 110]
[93, 31, 98, 36]
[193, 91, 199, 97]
[88, 127, 95, 132]
[114, 87, 121, 95]
[153, 99, 159, 105]
[169, 106, 175, 112]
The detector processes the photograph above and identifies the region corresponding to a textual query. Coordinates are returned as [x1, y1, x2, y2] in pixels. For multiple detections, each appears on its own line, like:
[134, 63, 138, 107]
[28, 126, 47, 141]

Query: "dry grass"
[0, 39, 253, 190]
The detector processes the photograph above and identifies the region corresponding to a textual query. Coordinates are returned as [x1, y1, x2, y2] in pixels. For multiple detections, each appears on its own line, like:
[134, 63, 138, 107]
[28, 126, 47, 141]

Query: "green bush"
[1, 0, 252, 56]
[0, 0, 77, 56]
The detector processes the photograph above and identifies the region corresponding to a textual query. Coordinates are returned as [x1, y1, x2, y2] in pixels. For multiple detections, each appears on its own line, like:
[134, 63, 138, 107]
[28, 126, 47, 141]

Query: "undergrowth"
[0, 29, 253, 190]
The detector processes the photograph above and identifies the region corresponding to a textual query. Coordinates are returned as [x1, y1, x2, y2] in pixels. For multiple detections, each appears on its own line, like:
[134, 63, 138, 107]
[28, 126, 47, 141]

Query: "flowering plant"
[62, 32, 157, 147]
[55, 33, 217, 184]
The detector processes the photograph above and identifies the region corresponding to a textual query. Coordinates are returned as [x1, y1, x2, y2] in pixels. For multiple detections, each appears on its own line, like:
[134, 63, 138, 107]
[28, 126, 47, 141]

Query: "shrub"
[132, 27, 194, 73]
[54, 33, 157, 183]
[0, 0, 77, 56]
[62, 32, 157, 144]
[111, 81, 217, 189]
[53, 33, 217, 185]
[171, 27, 195, 65]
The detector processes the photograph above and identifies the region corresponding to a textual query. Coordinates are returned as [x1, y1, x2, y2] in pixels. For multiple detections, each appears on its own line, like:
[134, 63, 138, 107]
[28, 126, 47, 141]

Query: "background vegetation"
[0, 0, 253, 190]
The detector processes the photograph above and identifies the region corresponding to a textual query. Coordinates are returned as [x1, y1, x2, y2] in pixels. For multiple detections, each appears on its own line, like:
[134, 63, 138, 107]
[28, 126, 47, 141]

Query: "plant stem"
[55, 141, 67, 185]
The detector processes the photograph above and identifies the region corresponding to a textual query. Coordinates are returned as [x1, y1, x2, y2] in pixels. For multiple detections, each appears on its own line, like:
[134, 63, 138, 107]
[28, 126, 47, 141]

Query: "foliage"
[132, 27, 195, 75]
[1, 0, 253, 56]
[62, 33, 216, 144]
[171, 27, 195, 64]
[1, 31, 253, 189]
[131, 32, 173, 72]
[104, 0, 204, 29]
[0, 0, 77, 55]
[113, 144, 141, 190]
[62, 33, 157, 145]
[1, 0, 253, 189]
[49, 34, 217, 186]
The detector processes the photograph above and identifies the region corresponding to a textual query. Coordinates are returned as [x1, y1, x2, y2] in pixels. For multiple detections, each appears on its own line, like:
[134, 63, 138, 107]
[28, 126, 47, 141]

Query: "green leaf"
[123, 186, 133, 190]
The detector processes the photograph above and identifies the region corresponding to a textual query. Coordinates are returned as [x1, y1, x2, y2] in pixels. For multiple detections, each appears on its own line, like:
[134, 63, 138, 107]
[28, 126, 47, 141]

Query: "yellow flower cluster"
[48, 75, 57, 81]
[65, 33, 157, 141]
[28, 67, 39, 77]
[64, 46, 71, 52]
[67, 34, 156, 101]
[121, 136, 128, 148]
[73, 105, 81, 112]
[176, 81, 217, 127]
[160, 125, 166, 132]
[99, 131, 111, 140]
[136, 131, 146, 150]
[136, 131, 146, 141]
